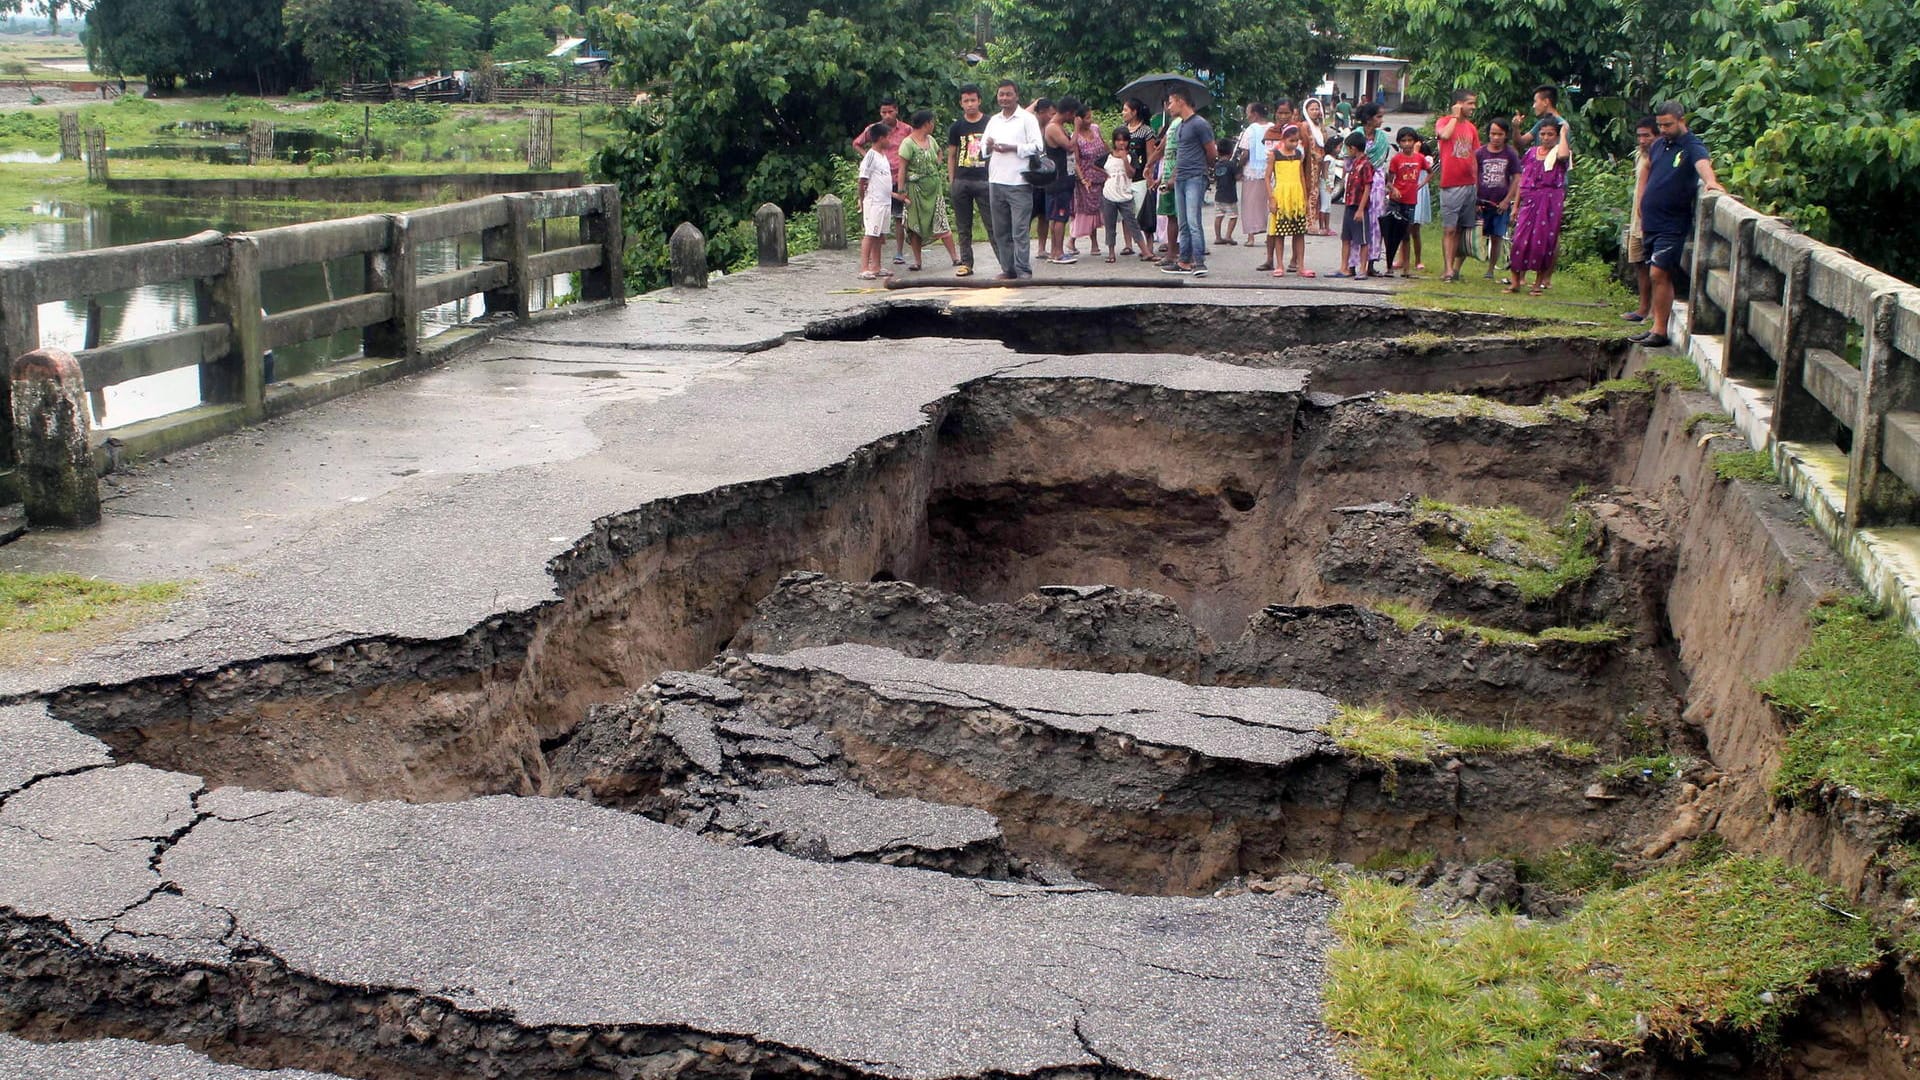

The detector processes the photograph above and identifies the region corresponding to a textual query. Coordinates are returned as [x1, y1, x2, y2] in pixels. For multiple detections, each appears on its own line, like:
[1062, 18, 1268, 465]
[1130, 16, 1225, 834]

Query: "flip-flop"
[1299, 269, 1317, 278]
[954, 266, 973, 277]
[857, 271, 879, 280]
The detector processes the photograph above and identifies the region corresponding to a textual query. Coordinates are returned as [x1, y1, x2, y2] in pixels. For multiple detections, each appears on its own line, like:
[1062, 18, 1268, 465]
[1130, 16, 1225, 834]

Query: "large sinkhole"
[35, 328, 1697, 898]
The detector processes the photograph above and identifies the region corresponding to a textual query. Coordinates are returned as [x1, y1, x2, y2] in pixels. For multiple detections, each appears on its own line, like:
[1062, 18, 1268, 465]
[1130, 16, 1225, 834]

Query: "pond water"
[0, 199, 576, 430]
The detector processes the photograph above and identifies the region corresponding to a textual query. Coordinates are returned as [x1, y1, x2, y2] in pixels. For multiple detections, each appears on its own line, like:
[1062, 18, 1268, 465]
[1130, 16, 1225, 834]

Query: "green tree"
[285, 0, 413, 85]
[82, 0, 194, 87]
[488, 2, 556, 61]
[411, 0, 482, 72]
[591, 0, 966, 290]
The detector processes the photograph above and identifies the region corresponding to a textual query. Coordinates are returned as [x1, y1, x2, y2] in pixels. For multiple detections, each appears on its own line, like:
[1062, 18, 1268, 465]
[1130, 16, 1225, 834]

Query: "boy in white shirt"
[857, 121, 896, 280]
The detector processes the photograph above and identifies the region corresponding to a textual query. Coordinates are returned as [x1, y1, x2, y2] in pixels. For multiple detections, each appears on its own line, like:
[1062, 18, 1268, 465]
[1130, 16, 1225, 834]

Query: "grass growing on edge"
[1326, 855, 1880, 1080]
[1763, 596, 1920, 806]
[1713, 449, 1778, 483]
[1332, 705, 1597, 765]
[1686, 410, 1734, 434]
[1514, 842, 1634, 896]
[1641, 353, 1704, 390]
[0, 572, 183, 634]
[1367, 599, 1625, 648]
[1415, 500, 1601, 603]
[1395, 256, 1637, 332]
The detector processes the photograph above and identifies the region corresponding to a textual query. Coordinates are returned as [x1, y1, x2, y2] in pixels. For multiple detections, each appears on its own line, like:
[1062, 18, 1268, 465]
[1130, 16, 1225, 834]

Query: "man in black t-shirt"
[947, 84, 991, 278]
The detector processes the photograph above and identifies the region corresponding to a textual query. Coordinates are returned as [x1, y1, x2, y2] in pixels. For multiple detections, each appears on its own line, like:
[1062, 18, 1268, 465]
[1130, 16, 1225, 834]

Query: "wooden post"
[669, 222, 707, 288]
[582, 184, 624, 303]
[483, 194, 533, 319]
[816, 194, 846, 251]
[754, 203, 788, 268]
[206, 235, 266, 418]
[84, 127, 108, 183]
[366, 214, 417, 360]
[57, 111, 81, 160]
[10, 347, 100, 527]
[527, 109, 554, 170]
[84, 299, 106, 423]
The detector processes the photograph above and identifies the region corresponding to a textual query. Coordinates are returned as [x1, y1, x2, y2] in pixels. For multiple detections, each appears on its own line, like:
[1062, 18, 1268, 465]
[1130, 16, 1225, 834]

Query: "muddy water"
[0, 200, 577, 430]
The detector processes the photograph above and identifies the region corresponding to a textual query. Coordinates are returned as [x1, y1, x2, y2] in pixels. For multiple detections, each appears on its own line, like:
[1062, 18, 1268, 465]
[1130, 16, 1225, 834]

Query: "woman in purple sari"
[1505, 122, 1570, 295]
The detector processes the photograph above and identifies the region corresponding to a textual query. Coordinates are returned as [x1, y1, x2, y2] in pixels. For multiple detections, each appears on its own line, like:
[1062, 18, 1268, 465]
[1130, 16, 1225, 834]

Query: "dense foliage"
[590, 0, 964, 290]
[284, 0, 412, 86]
[985, 0, 1343, 110]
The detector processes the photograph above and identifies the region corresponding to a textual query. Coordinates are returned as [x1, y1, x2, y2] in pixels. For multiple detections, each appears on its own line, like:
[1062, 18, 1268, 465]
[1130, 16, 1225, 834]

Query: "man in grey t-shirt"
[1160, 88, 1217, 276]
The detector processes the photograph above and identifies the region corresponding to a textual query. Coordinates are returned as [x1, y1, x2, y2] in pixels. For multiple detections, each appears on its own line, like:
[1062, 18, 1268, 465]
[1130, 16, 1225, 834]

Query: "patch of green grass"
[1641, 353, 1704, 390]
[1515, 842, 1633, 895]
[1395, 256, 1637, 333]
[1326, 855, 1881, 1080]
[1367, 599, 1624, 648]
[0, 572, 184, 635]
[1763, 596, 1920, 807]
[1332, 705, 1597, 766]
[1596, 753, 1687, 782]
[1415, 500, 1601, 603]
[1686, 410, 1734, 434]
[1377, 391, 1591, 425]
[1712, 449, 1778, 483]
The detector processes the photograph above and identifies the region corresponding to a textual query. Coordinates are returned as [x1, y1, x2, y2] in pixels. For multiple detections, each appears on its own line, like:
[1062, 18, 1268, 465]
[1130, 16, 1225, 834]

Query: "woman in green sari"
[899, 109, 960, 271]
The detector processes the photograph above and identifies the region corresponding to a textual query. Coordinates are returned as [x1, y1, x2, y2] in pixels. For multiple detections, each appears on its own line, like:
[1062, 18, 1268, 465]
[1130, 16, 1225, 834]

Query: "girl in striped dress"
[1267, 125, 1314, 277]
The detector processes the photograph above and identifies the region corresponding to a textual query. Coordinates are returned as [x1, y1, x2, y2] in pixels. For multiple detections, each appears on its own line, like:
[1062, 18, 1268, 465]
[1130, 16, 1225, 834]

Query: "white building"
[1328, 54, 1411, 109]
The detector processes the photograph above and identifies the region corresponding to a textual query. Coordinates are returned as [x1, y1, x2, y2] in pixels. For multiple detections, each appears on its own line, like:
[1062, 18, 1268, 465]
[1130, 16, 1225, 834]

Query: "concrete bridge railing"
[1, 184, 623, 484]
[1689, 191, 1920, 527]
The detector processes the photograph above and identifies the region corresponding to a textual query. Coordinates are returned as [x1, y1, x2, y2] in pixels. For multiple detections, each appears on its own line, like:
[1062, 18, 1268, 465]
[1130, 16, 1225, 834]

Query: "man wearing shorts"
[1633, 101, 1723, 349]
[1432, 89, 1479, 281]
[1622, 116, 1656, 321]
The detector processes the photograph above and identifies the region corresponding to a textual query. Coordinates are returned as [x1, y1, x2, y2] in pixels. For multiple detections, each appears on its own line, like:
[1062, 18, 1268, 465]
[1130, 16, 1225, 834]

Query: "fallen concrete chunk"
[738, 783, 1004, 861]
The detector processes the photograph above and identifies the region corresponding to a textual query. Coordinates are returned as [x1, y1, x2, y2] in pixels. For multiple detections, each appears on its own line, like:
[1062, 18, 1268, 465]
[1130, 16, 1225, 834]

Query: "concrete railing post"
[10, 347, 99, 527]
[0, 266, 43, 469]
[1849, 287, 1920, 527]
[582, 185, 625, 304]
[754, 202, 788, 268]
[1719, 215, 1766, 376]
[483, 194, 533, 320]
[816, 194, 846, 251]
[1773, 250, 1853, 447]
[669, 222, 707, 288]
[84, 127, 107, 183]
[1686, 192, 1723, 340]
[57, 111, 81, 161]
[204, 235, 265, 418]
[367, 214, 418, 360]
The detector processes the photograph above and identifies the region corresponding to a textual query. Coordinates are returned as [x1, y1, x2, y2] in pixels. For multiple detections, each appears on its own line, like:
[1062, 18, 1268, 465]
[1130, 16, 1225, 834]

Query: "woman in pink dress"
[1070, 104, 1108, 255]
[1505, 122, 1571, 295]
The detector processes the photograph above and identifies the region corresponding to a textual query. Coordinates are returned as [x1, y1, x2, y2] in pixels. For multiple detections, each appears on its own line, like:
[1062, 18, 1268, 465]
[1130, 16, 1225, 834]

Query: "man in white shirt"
[982, 79, 1043, 280]
[1236, 103, 1273, 252]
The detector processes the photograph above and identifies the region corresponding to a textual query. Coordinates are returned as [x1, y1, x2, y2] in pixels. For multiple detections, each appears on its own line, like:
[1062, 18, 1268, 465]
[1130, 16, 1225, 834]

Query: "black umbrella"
[1116, 73, 1211, 112]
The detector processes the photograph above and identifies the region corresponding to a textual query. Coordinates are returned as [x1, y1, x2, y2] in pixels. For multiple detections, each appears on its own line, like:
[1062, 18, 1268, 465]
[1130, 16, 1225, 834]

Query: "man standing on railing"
[1632, 101, 1724, 349]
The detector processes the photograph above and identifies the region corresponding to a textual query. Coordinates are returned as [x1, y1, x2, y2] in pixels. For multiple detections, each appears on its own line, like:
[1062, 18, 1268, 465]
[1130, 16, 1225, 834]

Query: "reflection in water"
[0, 200, 576, 429]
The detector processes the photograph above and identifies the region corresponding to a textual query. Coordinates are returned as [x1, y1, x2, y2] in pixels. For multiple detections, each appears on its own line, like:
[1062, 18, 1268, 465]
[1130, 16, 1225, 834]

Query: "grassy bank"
[1763, 596, 1920, 806]
[0, 571, 186, 664]
[1327, 854, 1879, 1079]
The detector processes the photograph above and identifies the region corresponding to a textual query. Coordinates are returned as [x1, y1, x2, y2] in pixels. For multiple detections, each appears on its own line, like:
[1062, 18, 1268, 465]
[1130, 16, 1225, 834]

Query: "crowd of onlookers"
[850, 79, 1722, 347]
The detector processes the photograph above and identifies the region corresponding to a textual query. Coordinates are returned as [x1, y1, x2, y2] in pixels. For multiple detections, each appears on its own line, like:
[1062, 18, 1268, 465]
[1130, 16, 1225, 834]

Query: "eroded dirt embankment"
[34, 364, 1651, 804]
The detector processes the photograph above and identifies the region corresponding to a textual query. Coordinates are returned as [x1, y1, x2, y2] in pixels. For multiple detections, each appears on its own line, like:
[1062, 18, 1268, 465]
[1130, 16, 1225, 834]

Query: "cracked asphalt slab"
[0, 1034, 346, 1080]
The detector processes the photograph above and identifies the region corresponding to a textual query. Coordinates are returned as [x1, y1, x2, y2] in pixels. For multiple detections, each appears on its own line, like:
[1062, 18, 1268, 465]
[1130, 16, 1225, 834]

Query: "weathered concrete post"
[527, 110, 554, 171]
[582, 184, 625, 304]
[0, 265, 42, 469]
[754, 203, 788, 268]
[84, 127, 108, 183]
[10, 347, 100, 527]
[57, 112, 81, 161]
[247, 120, 275, 165]
[206, 235, 266, 418]
[1685, 192, 1722, 341]
[366, 214, 417, 360]
[816, 194, 846, 251]
[669, 222, 707, 288]
[482, 194, 534, 319]
[1847, 287, 1920, 527]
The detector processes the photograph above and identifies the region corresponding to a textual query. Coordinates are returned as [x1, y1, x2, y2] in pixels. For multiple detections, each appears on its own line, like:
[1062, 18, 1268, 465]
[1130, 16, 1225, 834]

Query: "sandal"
[1299, 269, 1317, 278]
[1105, 254, 1117, 264]
[857, 271, 879, 280]
[908, 264, 922, 271]
[1271, 266, 1289, 277]
[954, 265, 973, 277]
[1254, 262, 1273, 272]
[1528, 285, 1544, 296]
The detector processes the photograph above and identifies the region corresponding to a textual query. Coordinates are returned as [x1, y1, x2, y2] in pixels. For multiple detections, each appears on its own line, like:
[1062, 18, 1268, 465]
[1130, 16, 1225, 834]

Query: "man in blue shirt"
[1160, 88, 1217, 277]
[1633, 101, 1724, 348]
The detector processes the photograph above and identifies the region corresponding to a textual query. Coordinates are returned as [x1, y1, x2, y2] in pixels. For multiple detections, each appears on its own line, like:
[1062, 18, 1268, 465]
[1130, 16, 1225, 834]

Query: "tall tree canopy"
[83, 0, 300, 91]
[282, 0, 412, 86]
[590, 0, 966, 288]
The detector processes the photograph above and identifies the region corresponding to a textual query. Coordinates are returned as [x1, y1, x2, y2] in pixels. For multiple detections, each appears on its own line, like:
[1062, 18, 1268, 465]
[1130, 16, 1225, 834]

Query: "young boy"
[856, 121, 895, 279]
[1336, 130, 1374, 279]
[1213, 148, 1241, 245]
[1383, 127, 1429, 277]
[1474, 118, 1522, 278]
[1623, 116, 1657, 321]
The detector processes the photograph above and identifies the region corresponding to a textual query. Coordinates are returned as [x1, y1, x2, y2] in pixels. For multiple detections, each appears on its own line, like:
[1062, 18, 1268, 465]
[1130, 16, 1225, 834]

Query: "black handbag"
[1021, 151, 1057, 187]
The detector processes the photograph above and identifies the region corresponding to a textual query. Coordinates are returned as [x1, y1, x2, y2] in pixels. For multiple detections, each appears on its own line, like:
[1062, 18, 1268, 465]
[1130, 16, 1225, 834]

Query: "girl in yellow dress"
[1267, 124, 1314, 277]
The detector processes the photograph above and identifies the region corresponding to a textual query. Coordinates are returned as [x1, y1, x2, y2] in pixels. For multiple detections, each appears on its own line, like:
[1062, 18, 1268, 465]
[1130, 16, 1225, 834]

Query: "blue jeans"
[1176, 175, 1208, 265]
